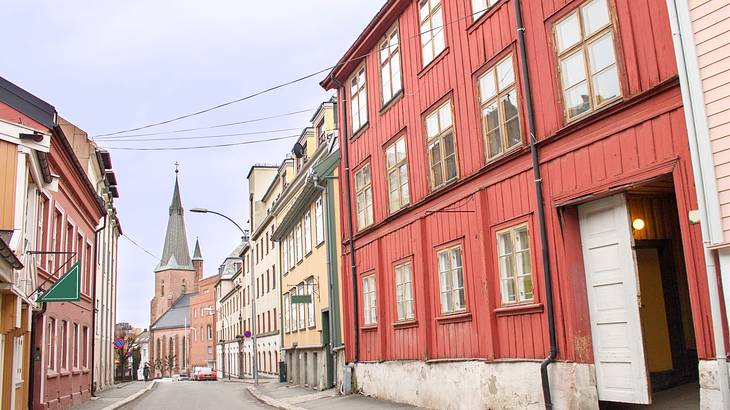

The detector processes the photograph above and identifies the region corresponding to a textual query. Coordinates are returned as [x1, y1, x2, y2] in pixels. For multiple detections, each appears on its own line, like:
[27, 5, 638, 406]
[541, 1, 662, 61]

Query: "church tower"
[192, 238, 204, 283]
[150, 170, 198, 324]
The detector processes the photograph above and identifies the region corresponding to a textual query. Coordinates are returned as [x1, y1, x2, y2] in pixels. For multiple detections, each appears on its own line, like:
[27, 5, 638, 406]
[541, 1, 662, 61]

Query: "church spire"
[155, 168, 194, 272]
[192, 238, 203, 261]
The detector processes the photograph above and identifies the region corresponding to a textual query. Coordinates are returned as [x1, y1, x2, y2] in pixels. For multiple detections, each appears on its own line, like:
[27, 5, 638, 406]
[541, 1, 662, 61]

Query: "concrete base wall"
[698, 359, 730, 410]
[285, 347, 330, 390]
[352, 361, 598, 410]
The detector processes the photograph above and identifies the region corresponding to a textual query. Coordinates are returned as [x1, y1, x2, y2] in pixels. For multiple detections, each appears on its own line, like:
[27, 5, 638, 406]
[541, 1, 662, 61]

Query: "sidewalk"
[248, 381, 425, 410]
[71, 381, 156, 410]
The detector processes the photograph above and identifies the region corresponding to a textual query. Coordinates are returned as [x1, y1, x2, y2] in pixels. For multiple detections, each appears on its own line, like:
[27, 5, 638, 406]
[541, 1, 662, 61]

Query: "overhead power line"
[102, 134, 299, 151]
[92, 7, 485, 139]
[122, 234, 159, 260]
[100, 128, 301, 142]
[94, 109, 313, 140]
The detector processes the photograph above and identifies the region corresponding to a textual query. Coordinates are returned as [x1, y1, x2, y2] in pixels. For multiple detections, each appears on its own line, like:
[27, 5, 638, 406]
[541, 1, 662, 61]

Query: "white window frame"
[380, 25, 402, 106]
[425, 101, 459, 189]
[395, 262, 415, 321]
[284, 293, 291, 333]
[554, 0, 620, 121]
[349, 65, 368, 133]
[315, 197, 324, 245]
[306, 277, 316, 328]
[437, 245, 466, 314]
[297, 284, 305, 330]
[471, 0, 499, 20]
[362, 274, 377, 325]
[497, 223, 534, 305]
[419, 0, 446, 66]
[304, 211, 312, 254]
[355, 163, 374, 230]
[296, 222, 303, 262]
[478, 54, 521, 160]
[385, 136, 410, 213]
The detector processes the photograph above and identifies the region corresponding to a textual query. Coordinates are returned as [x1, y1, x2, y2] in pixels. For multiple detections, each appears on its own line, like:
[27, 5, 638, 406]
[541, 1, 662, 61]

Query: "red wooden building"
[322, 0, 720, 408]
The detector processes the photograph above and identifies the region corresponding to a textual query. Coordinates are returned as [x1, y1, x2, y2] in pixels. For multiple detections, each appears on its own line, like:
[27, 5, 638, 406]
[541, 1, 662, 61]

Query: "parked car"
[196, 369, 217, 381]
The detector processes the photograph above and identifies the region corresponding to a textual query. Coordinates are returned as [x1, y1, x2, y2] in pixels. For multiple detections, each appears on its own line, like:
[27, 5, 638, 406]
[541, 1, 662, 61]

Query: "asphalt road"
[120, 380, 273, 410]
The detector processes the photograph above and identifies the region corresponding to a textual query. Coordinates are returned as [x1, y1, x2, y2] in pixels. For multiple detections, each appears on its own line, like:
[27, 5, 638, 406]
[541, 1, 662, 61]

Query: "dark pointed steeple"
[192, 238, 203, 261]
[155, 170, 194, 272]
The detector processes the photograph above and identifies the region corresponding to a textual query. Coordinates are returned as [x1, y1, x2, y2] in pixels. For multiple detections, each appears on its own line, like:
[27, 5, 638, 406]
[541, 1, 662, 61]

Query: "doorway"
[578, 179, 698, 407]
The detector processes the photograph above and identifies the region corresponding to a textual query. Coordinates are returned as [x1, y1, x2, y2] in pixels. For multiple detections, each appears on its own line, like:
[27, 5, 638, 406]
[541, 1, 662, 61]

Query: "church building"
[149, 171, 208, 378]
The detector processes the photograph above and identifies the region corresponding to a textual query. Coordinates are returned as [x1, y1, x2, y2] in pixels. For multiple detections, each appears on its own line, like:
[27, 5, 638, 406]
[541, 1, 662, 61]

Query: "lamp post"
[191, 208, 258, 386]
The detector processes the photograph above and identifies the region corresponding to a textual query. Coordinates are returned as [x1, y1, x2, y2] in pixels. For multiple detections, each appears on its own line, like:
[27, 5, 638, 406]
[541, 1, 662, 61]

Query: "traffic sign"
[244, 330, 252, 338]
[114, 338, 125, 349]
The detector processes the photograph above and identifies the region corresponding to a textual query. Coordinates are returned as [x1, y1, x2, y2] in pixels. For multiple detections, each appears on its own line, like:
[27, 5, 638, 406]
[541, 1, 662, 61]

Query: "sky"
[1, 0, 383, 328]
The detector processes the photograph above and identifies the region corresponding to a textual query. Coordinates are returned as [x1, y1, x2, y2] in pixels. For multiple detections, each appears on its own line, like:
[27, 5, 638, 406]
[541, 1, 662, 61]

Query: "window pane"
[587, 33, 615, 74]
[396, 138, 407, 161]
[560, 50, 587, 88]
[581, 0, 610, 36]
[386, 145, 396, 168]
[498, 232, 512, 256]
[564, 82, 591, 118]
[420, 0, 429, 22]
[430, 141, 443, 186]
[392, 60, 402, 93]
[556, 12, 581, 52]
[505, 118, 521, 149]
[502, 277, 516, 302]
[479, 70, 496, 102]
[483, 102, 499, 132]
[382, 66, 392, 102]
[496, 56, 514, 90]
[593, 66, 619, 105]
[439, 103, 452, 130]
[514, 227, 529, 251]
[432, 10, 445, 54]
[426, 113, 439, 138]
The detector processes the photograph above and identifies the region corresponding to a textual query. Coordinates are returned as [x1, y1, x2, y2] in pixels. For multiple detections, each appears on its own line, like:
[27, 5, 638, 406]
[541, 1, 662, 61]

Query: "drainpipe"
[28, 302, 47, 410]
[90, 213, 107, 396]
[513, 0, 558, 407]
[331, 73, 359, 364]
[666, 0, 730, 407]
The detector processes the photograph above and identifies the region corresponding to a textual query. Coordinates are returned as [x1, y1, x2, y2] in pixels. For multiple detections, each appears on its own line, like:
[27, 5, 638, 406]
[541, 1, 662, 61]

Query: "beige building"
[214, 241, 246, 379]
[246, 165, 282, 378]
[272, 98, 342, 390]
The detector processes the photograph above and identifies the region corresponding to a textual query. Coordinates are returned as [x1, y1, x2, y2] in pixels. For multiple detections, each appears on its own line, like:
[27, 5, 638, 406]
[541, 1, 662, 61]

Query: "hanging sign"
[291, 295, 311, 304]
[37, 262, 81, 303]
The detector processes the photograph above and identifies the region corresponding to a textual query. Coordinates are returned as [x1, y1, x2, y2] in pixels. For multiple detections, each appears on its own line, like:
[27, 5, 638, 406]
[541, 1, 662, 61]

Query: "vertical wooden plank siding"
[0, 139, 18, 231]
[333, 0, 715, 365]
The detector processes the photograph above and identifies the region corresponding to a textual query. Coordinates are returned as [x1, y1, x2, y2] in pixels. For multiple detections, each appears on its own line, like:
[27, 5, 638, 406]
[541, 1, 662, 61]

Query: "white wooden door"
[578, 194, 650, 404]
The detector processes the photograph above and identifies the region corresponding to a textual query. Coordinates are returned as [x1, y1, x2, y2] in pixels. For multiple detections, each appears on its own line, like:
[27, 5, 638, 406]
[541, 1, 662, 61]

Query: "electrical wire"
[93, 109, 313, 140]
[122, 234, 159, 260]
[103, 134, 299, 151]
[92, 7, 487, 138]
[99, 128, 301, 143]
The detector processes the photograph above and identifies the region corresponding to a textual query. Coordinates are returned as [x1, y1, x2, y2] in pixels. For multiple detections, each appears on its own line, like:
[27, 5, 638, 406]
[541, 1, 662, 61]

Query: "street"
[120, 381, 272, 410]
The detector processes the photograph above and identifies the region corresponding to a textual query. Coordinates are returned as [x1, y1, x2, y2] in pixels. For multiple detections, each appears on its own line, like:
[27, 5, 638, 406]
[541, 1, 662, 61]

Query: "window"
[296, 222, 303, 262]
[554, 0, 620, 120]
[272, 265, 276, 289]
[419, 0, 445, 66]
[82, 326, 89, 368]
[288, 233, 295, 270]
[283, 236, 289, 271]
[380, 26, 402, 105]
[472, 0, 498, 20]
[304, 211, 312, 254]
[284, 293, 290, 332]
[395, 263, 415, 321]
[497, 224, 533, 304]
[207, 325, 212, 340]
[85, 243, 92, 294]
[426, 101, 458, 189]
[50, 209, 62, 273]
[355, 164, 374, 230]
[437, 246, 466, 314]
[385, 136, 410, 212]
[46, 318, 56, 371]
[60, 320, 68, 370]
[362, 275, 377, 325]
[297, 284, 306, 330]
[350, 66, 368, 132]
[315, 197, 324, 244]
[306, 277, 316, 328]
[479, 55, 520, 159]
[73, 323, 79, 368]
[36, 194, 48, 268]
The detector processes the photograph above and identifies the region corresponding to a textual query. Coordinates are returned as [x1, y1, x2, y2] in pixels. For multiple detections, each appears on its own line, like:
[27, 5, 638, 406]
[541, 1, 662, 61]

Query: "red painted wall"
[329, 0, 714, 366]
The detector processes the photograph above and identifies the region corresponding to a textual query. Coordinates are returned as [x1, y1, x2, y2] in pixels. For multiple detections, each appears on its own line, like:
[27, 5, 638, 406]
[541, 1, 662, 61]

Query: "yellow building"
[271, 98, 343, 390]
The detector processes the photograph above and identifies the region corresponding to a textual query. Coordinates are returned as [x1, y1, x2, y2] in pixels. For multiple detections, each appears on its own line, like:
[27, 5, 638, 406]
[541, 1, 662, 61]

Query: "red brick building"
[189, 268, 218, 371]
[322, 0, 721, 408]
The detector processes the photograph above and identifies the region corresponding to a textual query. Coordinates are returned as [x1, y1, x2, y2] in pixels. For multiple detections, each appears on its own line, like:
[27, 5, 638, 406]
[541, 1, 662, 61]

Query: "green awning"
[38, 262, 80, 302]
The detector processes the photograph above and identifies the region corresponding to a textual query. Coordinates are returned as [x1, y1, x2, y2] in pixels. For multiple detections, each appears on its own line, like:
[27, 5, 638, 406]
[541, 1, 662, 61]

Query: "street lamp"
[191, 207, 259, 386]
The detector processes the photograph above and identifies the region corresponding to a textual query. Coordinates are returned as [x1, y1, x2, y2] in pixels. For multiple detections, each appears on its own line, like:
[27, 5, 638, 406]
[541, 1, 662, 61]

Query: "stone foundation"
[698, 359, 730, 410]
[351, 360, 599, 410]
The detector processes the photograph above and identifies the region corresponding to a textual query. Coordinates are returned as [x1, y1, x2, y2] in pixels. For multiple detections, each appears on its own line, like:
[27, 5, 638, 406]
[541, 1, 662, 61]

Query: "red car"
[196, 369, 217, 381]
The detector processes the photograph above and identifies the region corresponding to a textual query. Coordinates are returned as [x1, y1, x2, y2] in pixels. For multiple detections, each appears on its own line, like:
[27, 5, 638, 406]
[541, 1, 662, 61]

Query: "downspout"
[28, 302, 47, 410]
[314, 173, 337, 384]
[90, 213, 107, 396]
[331, 73, 359, 363]
[513, 0, 557, 407]
[666, 0, 730, 407]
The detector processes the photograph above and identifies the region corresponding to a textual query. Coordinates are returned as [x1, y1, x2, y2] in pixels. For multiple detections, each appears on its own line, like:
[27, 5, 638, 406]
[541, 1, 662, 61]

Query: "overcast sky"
[1, 0, 383, 328]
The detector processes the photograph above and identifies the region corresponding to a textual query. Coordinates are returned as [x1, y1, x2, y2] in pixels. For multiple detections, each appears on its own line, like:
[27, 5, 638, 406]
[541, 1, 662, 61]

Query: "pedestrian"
[143, 363, 150, 382]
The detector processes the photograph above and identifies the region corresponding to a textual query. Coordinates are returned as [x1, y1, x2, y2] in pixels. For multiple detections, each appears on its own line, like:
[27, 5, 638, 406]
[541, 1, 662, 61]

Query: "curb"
[247, 386, 308, 410]
[101, 380, 157, 410]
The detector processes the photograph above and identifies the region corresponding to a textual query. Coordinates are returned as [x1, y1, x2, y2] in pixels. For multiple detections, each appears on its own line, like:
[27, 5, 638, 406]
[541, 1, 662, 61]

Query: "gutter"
[513, 1, 558, 407]
[331, 74, 360, 363]
[666, 0, 730, 407]
[91, 214, 107, 396]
